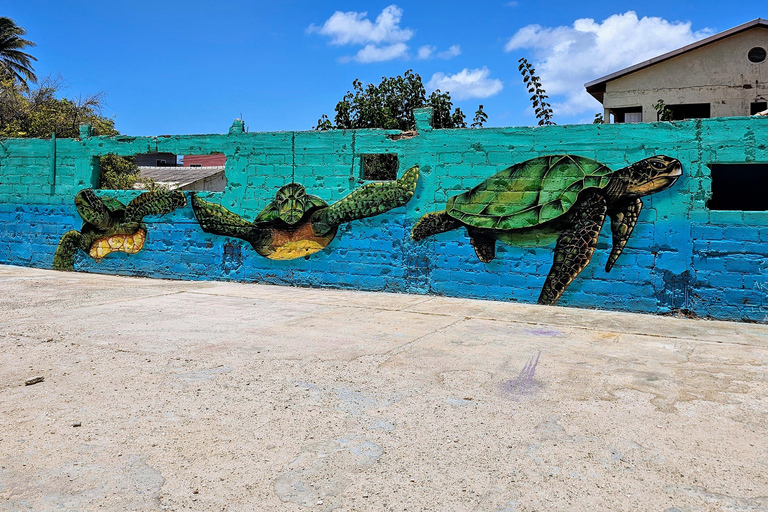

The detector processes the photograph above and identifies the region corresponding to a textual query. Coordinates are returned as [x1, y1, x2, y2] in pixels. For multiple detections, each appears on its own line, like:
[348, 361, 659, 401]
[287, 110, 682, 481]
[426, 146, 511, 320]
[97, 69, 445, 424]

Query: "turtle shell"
[446, 155, 614, 230]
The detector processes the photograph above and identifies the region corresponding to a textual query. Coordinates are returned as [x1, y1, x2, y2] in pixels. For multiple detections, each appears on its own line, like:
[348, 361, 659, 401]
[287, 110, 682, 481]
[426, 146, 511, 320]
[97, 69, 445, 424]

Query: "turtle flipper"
[124, 189, 186, 223]
[191, 194, 254, 239]
[53, 230, 85, 271]
[75, 189, 111, 230]
[311, 165, 419, 236]
[411, 210, 463, 241]
[467, 228, 496, 263]
[605, 197, 642, 272]
[191, 194, 271, 250]
[538, 191, 607, 305]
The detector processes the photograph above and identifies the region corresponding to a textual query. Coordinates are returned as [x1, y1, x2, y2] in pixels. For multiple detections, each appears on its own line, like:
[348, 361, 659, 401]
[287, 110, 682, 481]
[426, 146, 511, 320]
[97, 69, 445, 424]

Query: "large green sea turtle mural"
[411, 155, 682, 305]
[53, 188, 187, 271]
[192, 165, 419, 260]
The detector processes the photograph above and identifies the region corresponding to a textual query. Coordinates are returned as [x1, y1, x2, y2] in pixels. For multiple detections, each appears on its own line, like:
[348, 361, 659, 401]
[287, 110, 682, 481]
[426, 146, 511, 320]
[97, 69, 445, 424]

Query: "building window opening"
[751, 102, 767, 115]
[707, 164, 768, 211]
[361, 153, 398, 180]
[748, 47, 767, 63]
[609, 106, 641, 123]
[667, 103, 710, 120]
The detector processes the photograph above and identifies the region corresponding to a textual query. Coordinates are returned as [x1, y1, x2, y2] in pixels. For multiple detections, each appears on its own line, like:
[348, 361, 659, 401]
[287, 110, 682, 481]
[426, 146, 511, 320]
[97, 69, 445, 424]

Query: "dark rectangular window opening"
[609, 106, 642, 123]
[751, 102, 767, 115]
[361, 153, 398, 180]
[707, 163, 768, 211]
[667, 103, 710, 120]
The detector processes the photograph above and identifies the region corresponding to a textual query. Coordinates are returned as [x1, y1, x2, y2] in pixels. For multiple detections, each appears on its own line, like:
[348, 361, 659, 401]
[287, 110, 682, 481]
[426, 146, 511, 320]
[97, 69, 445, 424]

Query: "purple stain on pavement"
[500, 351, 542, 399]
[525, 328, 562, 337]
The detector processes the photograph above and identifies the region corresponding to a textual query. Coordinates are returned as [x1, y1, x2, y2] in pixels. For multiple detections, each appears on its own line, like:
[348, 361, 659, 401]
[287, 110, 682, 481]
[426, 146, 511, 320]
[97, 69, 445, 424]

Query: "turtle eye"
[651, 161, 666, 170]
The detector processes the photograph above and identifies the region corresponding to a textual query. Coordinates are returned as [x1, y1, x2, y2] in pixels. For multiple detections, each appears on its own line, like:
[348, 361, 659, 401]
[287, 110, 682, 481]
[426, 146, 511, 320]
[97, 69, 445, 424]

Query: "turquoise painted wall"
[2, 111, 767, 322]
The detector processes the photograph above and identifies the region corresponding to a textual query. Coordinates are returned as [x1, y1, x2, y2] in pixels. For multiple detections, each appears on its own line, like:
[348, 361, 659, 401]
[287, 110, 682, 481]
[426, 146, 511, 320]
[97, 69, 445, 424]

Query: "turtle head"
[274, 183, 310, 225]
[615, 155, 682, 198]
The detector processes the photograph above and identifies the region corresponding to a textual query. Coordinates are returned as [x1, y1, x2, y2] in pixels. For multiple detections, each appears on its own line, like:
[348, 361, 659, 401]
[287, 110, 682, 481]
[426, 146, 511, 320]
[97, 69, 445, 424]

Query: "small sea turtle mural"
[411, 155, 682, 305]
[53, 188, 186, 271]
[191, 165, 419, 260]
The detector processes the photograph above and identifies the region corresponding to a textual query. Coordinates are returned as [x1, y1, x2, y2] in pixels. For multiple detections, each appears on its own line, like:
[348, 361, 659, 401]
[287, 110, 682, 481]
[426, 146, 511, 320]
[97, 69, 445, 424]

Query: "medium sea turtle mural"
[191, 165, 419, 260]
[53, 188, 187, 271]
[411, 155, 682, 305]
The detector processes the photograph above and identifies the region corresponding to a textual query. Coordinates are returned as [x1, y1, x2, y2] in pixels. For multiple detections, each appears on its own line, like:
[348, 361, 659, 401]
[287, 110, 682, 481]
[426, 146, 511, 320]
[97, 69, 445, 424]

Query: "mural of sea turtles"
[191, 165, 419, 260]
[411, 155, 682, 305]
[53, 188, 187, 271]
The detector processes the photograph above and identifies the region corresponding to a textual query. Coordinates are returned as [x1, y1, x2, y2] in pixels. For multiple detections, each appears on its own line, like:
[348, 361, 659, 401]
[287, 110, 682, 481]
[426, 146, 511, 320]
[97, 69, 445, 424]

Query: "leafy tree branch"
[315, 70, 484, 131]
[518, 58, 555, 126]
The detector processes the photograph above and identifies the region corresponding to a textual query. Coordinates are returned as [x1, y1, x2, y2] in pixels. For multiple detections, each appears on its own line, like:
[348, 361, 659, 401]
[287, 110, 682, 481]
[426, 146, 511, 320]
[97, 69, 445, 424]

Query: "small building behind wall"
[585, 18, 768, 123]
[137, 166, 227, 191]
[134, 152, 178, 167]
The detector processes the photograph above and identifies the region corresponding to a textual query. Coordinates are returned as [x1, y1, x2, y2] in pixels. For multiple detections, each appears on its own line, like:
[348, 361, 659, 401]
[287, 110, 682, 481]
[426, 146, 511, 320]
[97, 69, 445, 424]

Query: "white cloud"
[427, 67, 504, 100]
[506, 1, 519, 6]
[308, 5, 413, 46]
[310, 5, 462, 64]
[437, 45, 461, 59]
[352, 43, 409, 63]
[417, 44, 461, 60]
[417, 45, 435, 59]
[504, 11, 712, 115]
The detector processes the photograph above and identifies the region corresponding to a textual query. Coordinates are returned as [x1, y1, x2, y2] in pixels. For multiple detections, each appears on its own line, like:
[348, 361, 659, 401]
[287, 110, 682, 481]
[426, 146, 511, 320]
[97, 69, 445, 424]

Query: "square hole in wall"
[361, 153, 398, 180]
[97, 152, 227, 191]
[707, 163, 768, 211]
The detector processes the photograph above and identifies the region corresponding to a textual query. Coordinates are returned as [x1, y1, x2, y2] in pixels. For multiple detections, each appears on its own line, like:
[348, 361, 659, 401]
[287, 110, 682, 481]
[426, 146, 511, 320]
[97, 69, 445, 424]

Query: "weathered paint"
[1, 112, 768, 322]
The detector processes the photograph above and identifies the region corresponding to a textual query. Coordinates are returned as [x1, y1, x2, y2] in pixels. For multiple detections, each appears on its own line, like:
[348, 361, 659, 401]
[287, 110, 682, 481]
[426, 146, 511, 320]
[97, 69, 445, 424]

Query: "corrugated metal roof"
[138, 166, 225, 189]
[585, 18, 768, 101]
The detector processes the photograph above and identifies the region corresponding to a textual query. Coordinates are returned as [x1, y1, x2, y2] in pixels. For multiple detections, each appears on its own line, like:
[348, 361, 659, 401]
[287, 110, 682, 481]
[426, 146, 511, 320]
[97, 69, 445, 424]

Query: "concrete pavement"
[1, 264, 767, 511]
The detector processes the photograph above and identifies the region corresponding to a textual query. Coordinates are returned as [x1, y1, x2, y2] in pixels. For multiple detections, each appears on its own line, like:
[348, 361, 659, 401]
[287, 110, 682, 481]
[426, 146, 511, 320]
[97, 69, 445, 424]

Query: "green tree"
[315, 70, 481, 131]
[517, 58, 555, 126]
[471, 105, 488, 128]
[98, 154, 142, 190]
[0, 75, 118, 138]
[0, 76, 140, 189]
[0, 17, 37, 91]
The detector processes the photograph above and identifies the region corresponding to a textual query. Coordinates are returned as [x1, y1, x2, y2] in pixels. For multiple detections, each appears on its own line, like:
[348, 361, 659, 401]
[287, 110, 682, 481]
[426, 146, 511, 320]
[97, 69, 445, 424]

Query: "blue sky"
[3, 1, 759, 135]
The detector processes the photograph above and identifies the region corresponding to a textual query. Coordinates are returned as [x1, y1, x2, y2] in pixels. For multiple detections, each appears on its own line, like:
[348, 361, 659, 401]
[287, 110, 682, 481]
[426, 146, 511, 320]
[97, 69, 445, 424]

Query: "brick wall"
[1, 111, 767, 322]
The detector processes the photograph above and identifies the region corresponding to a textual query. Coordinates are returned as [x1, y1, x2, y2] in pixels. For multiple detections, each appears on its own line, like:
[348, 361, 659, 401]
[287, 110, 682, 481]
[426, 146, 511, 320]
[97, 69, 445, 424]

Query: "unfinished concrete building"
[586, 18, 768, 123]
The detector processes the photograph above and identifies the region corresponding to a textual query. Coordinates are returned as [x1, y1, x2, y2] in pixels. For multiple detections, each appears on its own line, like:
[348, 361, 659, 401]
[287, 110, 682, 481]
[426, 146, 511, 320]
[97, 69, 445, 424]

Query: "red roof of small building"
[184, 154, 226, 167]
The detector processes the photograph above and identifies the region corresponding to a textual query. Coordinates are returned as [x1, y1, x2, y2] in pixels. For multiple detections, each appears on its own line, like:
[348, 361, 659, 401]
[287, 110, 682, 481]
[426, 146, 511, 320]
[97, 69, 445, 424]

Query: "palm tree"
[0, 17, 37, 90]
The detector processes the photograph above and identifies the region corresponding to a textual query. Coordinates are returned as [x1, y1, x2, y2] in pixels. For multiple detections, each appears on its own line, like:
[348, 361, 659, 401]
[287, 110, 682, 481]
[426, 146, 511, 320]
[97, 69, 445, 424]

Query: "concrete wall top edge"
[1, 115, 765, 147]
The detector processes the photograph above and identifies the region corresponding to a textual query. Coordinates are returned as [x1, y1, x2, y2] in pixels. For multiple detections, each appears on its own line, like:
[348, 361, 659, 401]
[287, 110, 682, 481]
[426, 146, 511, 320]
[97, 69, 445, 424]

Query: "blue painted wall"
[2, 112, 767, 322]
